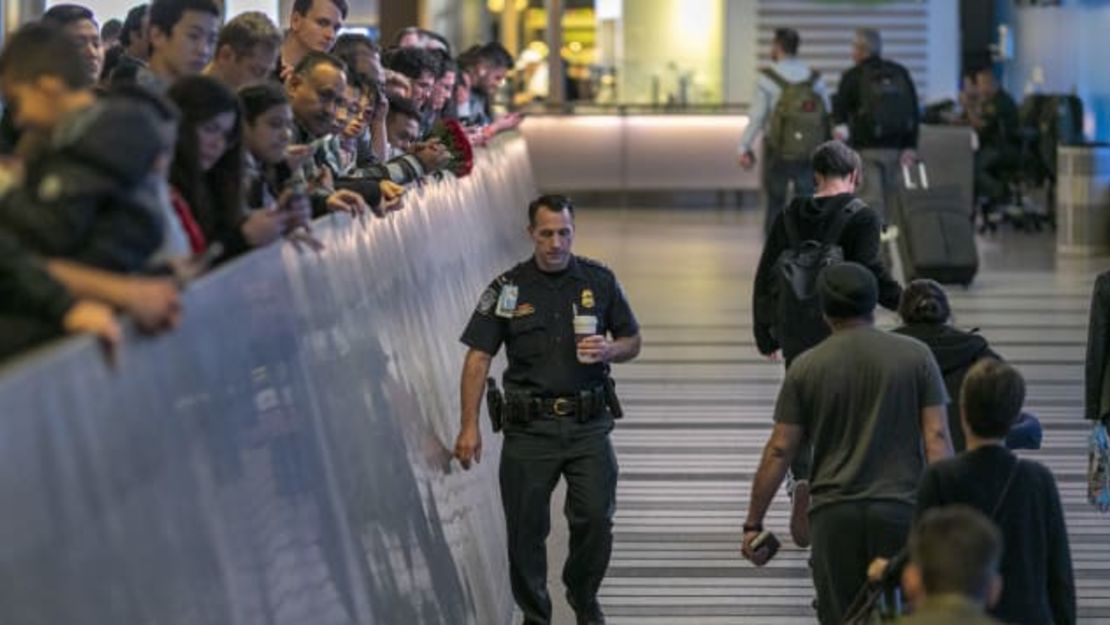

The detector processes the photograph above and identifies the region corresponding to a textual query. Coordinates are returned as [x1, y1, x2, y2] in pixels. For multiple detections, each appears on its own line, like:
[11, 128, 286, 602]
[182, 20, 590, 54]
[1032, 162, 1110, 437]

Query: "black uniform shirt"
[461, 255, 639, 395]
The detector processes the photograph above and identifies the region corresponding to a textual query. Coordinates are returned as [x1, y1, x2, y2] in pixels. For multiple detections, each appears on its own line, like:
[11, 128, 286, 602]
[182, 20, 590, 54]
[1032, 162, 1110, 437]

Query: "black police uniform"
[461, 255, 639, 625]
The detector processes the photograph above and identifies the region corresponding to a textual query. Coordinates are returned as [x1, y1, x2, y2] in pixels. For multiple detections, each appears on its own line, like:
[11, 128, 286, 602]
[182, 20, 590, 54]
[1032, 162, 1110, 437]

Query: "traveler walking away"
[894, 279, 1041, 452]
[737, 28, 830, 235]
[453, 194, 642, 625]
[832, 28, 920, 221]
[742, 262, 950, 625]
[751, 141, 902, 546]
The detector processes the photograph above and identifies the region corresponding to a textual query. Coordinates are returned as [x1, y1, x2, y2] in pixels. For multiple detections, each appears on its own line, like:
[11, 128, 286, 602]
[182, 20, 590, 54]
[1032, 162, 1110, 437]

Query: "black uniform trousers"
[499, 413, 618, 625]
[809, 499, 913, 625]
[762, 152, 815, 237]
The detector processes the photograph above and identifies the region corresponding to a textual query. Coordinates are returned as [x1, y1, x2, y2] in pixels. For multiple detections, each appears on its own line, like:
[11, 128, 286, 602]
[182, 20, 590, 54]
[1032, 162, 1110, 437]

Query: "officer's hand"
[577, 335, 612, 363]
[454, 425, 482, 470]
[738, 152, 755, 170]
[764, 350, 782, 362]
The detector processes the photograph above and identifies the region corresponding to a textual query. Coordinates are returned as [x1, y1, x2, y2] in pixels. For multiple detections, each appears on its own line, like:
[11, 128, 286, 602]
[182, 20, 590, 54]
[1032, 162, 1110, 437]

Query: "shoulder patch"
[476, 287, 498, 315]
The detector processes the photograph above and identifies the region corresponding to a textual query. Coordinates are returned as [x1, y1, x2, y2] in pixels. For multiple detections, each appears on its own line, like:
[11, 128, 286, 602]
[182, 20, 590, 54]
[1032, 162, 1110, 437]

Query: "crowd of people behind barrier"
[0, 0, 524, 362]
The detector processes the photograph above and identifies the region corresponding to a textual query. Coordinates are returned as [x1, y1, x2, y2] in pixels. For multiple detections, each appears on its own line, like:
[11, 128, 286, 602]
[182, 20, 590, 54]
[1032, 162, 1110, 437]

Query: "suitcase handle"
[901, 162, 929, 190]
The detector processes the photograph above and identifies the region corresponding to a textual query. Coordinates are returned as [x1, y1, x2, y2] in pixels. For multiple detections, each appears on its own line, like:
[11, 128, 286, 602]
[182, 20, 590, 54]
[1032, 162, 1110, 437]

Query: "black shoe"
[570, 598, 605, 625]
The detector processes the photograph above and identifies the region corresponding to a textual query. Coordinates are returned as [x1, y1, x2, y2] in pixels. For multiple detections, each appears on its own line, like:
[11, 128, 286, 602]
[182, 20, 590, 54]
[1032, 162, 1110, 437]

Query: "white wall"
[723, 0, 960, 105]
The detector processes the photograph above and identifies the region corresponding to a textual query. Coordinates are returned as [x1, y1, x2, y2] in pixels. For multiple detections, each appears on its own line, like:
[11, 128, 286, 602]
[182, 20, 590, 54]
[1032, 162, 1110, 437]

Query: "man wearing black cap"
[741, 262, 952, 625]
[752, 139, 902, 549]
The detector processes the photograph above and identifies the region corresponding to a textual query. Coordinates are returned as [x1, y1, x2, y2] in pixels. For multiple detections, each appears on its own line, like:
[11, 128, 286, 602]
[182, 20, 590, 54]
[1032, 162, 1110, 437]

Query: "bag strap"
[991, 458, 1022, 520]
[783, 202, 803, 250]
[821, 198, 864, 246]
[760, 67, 789, 90]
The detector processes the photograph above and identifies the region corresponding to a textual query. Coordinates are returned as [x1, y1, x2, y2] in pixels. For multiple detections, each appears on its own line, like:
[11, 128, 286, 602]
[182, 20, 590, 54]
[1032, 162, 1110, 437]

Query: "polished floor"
[541, 207, 1110, 624]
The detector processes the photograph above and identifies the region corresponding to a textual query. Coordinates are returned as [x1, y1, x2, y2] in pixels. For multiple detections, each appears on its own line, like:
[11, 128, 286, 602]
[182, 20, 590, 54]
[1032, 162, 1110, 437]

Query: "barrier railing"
[0, 133, 533, 625]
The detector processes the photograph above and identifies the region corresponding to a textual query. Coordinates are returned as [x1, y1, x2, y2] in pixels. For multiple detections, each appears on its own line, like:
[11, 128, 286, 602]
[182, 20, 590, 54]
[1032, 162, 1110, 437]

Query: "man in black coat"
[915, 359, 1075, 625]
[832, 28, 920, 221]
[751, 141, 903, 547]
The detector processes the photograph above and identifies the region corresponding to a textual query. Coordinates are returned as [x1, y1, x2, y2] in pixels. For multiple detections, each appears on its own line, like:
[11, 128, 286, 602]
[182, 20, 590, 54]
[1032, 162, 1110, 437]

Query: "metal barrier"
[0, 133, 534, 625]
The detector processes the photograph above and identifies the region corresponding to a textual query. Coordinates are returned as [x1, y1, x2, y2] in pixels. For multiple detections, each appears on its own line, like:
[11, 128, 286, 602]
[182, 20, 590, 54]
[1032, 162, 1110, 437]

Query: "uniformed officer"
[453, 194, 642, 625]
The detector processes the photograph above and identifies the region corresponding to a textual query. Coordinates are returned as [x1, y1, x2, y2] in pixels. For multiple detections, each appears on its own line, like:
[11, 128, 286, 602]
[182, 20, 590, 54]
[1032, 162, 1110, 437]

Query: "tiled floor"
[548, 207, 1110, 624]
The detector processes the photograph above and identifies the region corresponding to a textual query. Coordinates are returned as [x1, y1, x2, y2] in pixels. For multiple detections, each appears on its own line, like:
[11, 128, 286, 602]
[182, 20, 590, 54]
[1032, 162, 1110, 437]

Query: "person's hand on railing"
[63, 300, 122, 357]
[326, 189, 369, 216]
[377, 180, 405, 215]
[122, 277, 182, 332]
[241, 209, 290, 248]
[413, 139, 451, 172]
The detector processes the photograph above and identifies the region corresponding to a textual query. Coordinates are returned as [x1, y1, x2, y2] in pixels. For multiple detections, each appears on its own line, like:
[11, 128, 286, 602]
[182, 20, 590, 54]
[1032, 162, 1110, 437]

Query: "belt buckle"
[552, 398, 574, 417]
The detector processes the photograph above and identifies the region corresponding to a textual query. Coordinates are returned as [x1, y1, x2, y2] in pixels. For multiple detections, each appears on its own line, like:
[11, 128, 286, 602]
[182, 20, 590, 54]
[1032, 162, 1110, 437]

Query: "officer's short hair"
[855, 28, 882, 57]
[528, 194, 575, 227]
[910, 506, 1002, 600]
[812, 140, 861, 179]
[961, 358, 1025, 439]
[774, 28, 800, 56]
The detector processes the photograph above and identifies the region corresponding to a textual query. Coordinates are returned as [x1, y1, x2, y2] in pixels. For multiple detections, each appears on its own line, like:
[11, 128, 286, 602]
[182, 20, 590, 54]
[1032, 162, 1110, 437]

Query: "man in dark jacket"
[832, 28, 920, 221]
[0, 229, 121, 360]
[914, 359, 1075, 625]
[753, 140, 902, 361]
[752, 140, 902, 548]
[0, 24, 180, 273]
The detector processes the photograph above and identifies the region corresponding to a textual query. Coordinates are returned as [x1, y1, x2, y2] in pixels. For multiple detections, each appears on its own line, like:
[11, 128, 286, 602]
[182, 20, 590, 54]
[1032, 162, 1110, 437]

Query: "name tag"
[496, 285, 519, 318]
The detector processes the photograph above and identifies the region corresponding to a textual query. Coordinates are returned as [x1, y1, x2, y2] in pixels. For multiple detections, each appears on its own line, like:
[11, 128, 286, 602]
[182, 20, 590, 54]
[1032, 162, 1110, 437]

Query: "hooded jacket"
[752, 192, 902, 358]
[894, 322, 999, 451]
[0, 97, 169, 273]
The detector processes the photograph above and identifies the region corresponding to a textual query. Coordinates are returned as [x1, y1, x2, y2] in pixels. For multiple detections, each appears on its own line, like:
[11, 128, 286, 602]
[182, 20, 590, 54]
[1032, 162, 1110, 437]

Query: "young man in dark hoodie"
[0, 24, 182, 335]
[751, 139, 902, 547]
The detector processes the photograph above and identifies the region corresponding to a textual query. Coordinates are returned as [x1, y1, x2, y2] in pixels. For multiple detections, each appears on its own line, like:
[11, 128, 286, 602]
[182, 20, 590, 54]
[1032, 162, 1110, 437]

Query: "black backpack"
[773, 200, 863, 359]
[857, 60, 918, 144]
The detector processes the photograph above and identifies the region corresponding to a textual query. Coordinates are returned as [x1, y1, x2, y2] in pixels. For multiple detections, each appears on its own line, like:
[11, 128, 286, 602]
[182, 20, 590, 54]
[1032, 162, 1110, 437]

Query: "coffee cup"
[573, 315, 598, 363]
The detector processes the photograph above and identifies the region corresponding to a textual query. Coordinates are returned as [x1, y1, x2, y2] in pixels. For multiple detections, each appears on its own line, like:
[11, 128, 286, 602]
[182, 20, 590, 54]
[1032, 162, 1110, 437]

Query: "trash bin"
[1058, 144, 1110, 255]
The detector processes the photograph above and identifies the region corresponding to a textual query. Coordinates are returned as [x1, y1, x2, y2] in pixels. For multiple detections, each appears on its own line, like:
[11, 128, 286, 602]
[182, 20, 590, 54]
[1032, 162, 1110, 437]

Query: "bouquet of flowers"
[428, 118, 474, 177]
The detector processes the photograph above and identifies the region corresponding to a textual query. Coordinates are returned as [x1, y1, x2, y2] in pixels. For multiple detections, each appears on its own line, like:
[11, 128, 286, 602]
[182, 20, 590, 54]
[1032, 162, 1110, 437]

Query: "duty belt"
[505, 387, 607, 422]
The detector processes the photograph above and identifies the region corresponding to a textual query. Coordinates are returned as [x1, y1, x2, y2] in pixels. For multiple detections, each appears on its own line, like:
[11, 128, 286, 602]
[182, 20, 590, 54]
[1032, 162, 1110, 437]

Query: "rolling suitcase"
[892, 162, 979, 285]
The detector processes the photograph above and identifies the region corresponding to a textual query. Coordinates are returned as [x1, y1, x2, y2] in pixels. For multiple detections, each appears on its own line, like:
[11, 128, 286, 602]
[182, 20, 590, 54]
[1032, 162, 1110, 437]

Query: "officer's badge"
[581, 289, 595, 309]
[477, 288, 497, 315]
[512, 303, 535, 318]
